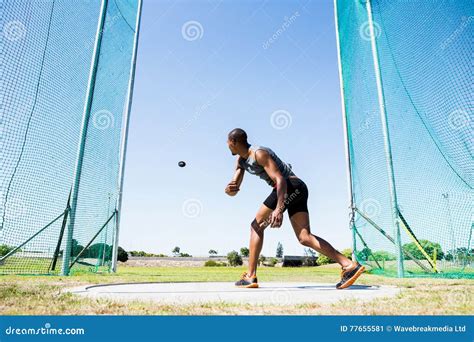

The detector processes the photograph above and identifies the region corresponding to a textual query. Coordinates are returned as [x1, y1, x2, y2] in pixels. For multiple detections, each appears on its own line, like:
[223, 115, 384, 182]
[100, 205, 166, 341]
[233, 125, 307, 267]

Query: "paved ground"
[66, 282, 400, 305]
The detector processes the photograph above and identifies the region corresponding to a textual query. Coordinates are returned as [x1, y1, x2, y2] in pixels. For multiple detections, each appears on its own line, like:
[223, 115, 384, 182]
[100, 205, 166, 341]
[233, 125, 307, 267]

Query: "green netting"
[0, 0, 141, 275]
[335, 0, 473, 278]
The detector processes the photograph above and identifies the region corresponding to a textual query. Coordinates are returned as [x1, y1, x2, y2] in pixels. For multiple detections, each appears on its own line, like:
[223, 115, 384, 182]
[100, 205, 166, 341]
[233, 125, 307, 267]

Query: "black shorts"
[263, 177, 309, 217]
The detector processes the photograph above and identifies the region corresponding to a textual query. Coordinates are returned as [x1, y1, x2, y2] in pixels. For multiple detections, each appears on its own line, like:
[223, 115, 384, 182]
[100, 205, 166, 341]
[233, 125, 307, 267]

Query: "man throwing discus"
[225, 128, 365, 289]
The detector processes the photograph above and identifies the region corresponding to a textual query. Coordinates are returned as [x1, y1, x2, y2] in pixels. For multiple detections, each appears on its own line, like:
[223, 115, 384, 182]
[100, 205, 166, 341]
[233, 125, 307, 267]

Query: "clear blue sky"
[119, 0, 352, 257]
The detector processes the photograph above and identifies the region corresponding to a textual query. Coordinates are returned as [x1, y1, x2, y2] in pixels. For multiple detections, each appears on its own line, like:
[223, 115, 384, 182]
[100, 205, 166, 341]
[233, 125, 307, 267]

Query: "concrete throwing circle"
[67, 282, 399, 305]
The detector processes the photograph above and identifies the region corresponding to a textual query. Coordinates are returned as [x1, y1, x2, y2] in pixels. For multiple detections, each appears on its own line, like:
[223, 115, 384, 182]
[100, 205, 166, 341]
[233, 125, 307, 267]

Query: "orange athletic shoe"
[336, 261, 365, 289]
[235, 272, 259, 288]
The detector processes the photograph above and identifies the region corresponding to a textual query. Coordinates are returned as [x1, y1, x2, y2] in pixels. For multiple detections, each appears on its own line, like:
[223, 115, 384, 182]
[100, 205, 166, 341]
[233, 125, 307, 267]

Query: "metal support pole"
[61, 0, 109, 276]
[0, 212, 64, 264]
[366, 0, 404, 277]
[69, 211, 116, 269]
[111, 0, 143, 272]
[355, 207, 429, 273]
[333, 0, 358, 261]
[50, 191, 71, 271]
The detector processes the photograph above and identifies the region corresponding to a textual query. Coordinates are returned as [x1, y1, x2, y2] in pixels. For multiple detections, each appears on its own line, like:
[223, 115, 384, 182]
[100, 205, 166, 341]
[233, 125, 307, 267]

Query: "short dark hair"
[228, 128, 249, 145]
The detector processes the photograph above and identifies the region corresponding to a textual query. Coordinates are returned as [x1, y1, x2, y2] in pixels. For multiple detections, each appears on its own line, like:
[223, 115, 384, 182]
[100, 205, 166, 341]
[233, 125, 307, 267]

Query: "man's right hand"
[225, 181, 240, 196]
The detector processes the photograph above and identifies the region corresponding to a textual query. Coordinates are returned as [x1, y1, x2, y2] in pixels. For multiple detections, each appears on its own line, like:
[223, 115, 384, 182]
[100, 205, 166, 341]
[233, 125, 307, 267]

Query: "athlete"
[225, 128, 365, 289]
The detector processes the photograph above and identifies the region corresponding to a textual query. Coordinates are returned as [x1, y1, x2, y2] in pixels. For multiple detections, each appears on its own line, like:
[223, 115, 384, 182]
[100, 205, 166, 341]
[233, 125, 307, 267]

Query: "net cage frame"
[0, 0, 143, 275]
[334, 0, 473, 278]
[1, 0, 471, 278]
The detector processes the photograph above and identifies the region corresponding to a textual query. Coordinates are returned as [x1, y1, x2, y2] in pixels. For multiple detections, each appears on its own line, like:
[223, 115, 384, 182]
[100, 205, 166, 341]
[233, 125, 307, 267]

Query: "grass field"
[1, 264, 472, 315]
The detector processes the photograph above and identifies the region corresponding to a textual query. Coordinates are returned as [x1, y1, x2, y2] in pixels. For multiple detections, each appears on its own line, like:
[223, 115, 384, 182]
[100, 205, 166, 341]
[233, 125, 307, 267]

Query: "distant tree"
[117, 247, 128, 262]
[71, 239, 84, 257]
[445, 247, 473, 262]
[172, 246, 181, 256]
[123, 250, 167, 258]
[205, 260, 226, 267]
[265, 257, 278, 267]
[304, 248, 318, 266]
[276, 242, 284, 258]
[240, 247, 249, 257]
[341, 248, 352, 260]
[304, 248, 317, 258]
[179, 252, 192, 257]
[208, 249, 218, 256]
[316, 254, 334, 265]
[0, 244, 15, 257]
[227, 250, 243, 266]
[402, 240, 444, 260]
[371, 250, 396, 261]
[355, 247, 372, 261]
[258, 254, 266, 266]
[84, 243, 112, 259]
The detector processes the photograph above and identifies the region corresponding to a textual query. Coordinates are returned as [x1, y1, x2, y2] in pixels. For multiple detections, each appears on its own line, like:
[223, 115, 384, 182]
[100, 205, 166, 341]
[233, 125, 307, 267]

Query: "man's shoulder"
[254, 147, 272, 164]
[254, 146, 272, 154]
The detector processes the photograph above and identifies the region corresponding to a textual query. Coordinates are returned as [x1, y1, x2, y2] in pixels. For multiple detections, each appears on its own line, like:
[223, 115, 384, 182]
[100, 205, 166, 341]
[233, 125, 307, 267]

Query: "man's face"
[227, 138, 237, 155]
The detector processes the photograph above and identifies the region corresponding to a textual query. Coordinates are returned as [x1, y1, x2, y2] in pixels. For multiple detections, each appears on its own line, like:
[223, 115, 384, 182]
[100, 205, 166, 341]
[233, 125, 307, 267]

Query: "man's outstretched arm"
[225, 158, 245, 196]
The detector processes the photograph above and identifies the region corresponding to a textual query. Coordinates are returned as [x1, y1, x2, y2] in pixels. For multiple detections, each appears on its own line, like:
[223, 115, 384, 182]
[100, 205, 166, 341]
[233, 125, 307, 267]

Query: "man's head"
[227, 128, 250, 155]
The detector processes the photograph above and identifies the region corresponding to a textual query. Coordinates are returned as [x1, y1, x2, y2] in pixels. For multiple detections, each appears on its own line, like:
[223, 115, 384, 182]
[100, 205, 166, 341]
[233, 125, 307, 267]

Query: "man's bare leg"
[247, 204, 273, 277]
[290, 212, 352, 268]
